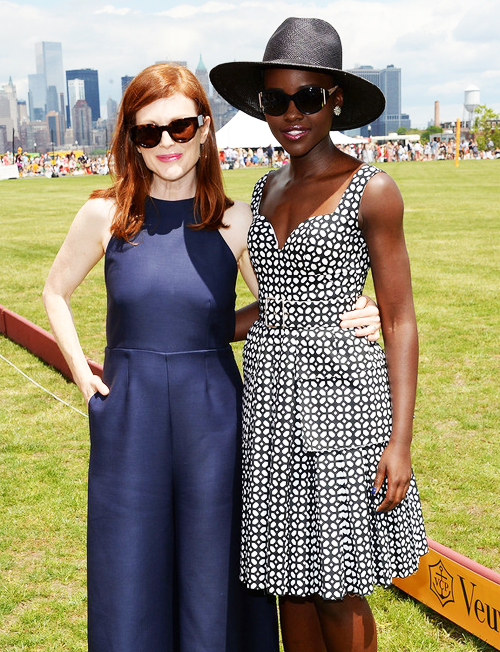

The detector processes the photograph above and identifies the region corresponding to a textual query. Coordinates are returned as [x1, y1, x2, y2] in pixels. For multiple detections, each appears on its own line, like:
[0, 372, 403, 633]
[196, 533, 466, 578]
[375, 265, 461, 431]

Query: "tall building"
[46, 85, 59, 113]
[66, 69, 100, 124]
[0, 125, 7, 153]
[35, 42, 65, 110]
[68, 78, 85, 124]
[3, 77, 19, 136]
[72, 99, 92, 145]
[107, 97, 117, 120]
[195, 55, 210, 98]
[0, 90, 15, 141]
[192, 54, 235, 132]
[121, 76, 134, 96]
[28, 73, 46, 120]
[209, 90, 237, 132]
[18, 99, 28, 125]
[344, 64, 410, 136]
[46, 111, 64, 147]
[106, 97, 118, 141]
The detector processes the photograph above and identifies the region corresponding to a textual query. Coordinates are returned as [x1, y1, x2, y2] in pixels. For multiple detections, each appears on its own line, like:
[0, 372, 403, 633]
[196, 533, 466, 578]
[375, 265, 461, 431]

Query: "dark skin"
[258, 67, 418, 652]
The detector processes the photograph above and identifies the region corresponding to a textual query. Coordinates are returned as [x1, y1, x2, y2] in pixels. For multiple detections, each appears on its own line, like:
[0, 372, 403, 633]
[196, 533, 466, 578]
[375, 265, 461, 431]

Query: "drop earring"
[334, 105, 342, 116]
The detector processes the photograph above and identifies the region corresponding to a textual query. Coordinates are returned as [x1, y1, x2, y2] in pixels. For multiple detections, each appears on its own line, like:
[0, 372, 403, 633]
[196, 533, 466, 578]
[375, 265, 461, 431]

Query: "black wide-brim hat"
[210, 17, 385, 131]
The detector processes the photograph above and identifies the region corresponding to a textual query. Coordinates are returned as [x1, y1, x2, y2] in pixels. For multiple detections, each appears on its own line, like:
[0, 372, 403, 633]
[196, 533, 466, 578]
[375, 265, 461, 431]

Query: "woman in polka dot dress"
[211, 17, 427, 652]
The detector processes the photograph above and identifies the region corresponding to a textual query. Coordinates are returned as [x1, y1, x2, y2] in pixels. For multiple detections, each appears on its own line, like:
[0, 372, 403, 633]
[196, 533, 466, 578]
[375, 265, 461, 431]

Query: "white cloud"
[157, 2, 236, 18]
[95, 5, 132, 15]
[157, 4, 200, 18]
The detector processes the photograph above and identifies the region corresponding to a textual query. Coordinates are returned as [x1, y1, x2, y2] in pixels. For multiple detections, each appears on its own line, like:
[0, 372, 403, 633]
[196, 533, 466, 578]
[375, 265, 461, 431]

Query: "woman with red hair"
[44, 62, 281, 652]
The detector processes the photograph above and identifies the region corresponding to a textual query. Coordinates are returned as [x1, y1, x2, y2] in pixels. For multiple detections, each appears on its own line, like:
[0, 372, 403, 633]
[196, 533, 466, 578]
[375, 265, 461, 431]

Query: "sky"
[1, 0, 499, 129]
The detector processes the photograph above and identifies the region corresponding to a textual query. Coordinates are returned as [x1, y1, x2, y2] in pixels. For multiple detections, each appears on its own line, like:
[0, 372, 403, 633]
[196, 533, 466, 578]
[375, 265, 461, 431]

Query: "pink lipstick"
[157, 153, 182, 162]
[281, 126, 310, 141]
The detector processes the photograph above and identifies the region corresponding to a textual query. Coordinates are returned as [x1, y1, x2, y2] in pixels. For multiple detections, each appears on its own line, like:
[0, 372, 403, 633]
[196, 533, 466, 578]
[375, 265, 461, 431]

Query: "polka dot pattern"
[240, 165, 427, 600]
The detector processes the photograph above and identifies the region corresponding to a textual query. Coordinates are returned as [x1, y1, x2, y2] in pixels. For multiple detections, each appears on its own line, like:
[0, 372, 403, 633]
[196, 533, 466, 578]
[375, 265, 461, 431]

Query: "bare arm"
[233, 303, 259, 342]
[219, 201, 260, 342]
[233, 246, 260, 341]
[43, 198, 113, 403]
[360, 172, 418, 513]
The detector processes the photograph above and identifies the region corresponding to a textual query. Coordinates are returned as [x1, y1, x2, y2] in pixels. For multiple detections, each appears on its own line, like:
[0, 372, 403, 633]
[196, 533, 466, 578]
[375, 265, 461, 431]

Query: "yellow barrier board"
[394, 539, 500, 649]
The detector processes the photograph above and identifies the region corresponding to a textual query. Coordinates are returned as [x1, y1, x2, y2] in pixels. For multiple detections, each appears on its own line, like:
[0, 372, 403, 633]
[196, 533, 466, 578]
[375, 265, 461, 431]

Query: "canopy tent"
[215, 111, 358, 149]
[216, 111, 280, 149]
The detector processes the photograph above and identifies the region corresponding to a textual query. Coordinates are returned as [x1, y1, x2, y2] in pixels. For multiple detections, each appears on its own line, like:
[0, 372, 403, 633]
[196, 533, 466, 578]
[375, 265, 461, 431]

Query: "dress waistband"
[106, 344, 233, 356]
[258, 297, 354, 330]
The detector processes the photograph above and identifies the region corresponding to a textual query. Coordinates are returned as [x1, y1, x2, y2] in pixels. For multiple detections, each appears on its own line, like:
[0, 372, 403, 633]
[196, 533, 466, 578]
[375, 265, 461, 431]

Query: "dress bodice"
[248, 165, 377, 310]
[105, 197, 237, 352]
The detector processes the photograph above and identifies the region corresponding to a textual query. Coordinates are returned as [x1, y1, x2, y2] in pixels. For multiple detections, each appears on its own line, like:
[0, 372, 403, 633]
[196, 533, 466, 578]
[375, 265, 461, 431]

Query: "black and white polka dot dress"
[240, 164, 427, 601]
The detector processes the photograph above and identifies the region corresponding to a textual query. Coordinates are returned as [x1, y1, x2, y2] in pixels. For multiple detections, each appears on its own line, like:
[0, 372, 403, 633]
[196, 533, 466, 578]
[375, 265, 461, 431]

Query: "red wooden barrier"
[0, 304, 102, 380]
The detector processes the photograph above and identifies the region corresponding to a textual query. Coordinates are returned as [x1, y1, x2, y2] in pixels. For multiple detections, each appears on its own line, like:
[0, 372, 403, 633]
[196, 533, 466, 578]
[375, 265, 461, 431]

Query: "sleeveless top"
[104, 196, 237, 353]
[243, 164, 392, 453]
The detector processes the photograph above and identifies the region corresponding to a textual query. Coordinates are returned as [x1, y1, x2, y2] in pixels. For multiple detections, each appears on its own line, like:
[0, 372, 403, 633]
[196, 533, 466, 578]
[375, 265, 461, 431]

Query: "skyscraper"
[3, 77, 19, 136]
[121, 76, 134, 96]
[46, 85, 59, 113]
[195, 55, 210, 98]
[68, 79, 85, 122]
[28, 73, 46, 120]
[107, 97, 117, 120]
[345, 64, 410, 136]
[35, 42, 65, 109]
[72, 99, 92, 146]
[66, 69, 100, 125]
[0, 90, 15, 141]
[46, 111, 64, 147]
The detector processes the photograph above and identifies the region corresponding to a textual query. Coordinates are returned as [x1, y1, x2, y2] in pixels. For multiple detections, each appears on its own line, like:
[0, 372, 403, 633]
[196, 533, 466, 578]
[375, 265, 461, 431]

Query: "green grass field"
[1, 160, 499, 650]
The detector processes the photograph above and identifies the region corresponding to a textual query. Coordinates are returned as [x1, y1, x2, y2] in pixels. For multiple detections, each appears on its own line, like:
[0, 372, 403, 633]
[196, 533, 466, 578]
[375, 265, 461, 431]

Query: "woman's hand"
[82, 375, 110, 405]
[372, 440, 412, 513]
[339, 295, 380, 341]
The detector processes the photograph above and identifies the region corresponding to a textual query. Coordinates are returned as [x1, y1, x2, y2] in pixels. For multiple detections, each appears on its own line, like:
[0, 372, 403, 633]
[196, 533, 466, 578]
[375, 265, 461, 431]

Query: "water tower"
[464, 85, 480, 129]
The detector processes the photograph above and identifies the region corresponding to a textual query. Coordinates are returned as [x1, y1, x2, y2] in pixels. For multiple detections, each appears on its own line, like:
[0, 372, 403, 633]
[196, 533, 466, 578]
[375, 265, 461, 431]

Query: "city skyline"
[0, 0, 498, 129]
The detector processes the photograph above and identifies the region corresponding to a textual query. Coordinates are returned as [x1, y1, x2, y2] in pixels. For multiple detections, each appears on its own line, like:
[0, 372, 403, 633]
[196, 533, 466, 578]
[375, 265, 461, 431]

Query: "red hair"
[91, 64, 233, 240]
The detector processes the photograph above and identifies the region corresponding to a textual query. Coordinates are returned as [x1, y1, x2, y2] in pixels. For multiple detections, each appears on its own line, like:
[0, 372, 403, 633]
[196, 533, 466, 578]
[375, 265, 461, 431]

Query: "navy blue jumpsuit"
[87, 197, 278, 652]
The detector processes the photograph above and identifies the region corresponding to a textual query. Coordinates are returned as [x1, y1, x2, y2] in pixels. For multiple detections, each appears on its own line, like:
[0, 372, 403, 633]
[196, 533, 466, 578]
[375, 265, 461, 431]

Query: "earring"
[334, 105, 342, 116]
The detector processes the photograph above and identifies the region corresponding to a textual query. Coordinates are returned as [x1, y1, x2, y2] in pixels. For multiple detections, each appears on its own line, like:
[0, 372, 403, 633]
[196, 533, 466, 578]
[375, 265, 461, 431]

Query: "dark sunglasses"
[129, 115, 205, 148]
[258, 85, 338, 117]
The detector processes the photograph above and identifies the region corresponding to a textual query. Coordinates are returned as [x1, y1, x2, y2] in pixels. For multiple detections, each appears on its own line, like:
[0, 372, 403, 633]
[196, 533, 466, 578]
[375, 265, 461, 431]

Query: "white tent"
[216, 111, 280, 149]
[215, 111, 358, 149]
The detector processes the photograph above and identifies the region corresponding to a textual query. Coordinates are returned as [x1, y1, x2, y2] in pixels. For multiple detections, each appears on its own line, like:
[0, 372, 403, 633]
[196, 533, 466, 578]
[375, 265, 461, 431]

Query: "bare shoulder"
[64, 197, 116, 254]
[223, 199, 253, 228]
[360, 169, 404, 227]
[220, 200, 252, 262]
[77, 197, 115, 228]
[363, 169, 403, 205]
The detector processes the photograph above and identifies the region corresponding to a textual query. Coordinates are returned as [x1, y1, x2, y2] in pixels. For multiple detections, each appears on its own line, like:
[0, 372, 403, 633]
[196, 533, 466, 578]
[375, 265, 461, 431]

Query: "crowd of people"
[349, 138, 500, 163]
[0, 138, 500, 177]
[2, 136, 497, 178]
[219, 144, 285, 168]
[0, 150, 110, 177]
[218, 137, 500, 169]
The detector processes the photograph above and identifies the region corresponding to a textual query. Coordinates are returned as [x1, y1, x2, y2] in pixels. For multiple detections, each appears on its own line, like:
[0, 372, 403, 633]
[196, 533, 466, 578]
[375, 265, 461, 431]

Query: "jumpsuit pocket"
[87, 391, 100, 407]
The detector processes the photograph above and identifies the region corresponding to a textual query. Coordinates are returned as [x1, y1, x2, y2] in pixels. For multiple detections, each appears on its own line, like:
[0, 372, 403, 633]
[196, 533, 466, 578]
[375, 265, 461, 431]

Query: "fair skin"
[43, 92, 381, 406]
[259, 67, 418, 652]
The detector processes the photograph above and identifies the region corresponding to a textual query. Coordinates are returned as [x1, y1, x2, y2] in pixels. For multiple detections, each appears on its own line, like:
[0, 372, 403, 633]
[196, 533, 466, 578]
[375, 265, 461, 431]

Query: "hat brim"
[210, 61, 385, 131]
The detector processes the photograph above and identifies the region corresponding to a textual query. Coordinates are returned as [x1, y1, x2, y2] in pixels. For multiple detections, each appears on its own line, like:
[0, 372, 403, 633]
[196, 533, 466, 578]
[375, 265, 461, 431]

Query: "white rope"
[0, 351, 88, 418]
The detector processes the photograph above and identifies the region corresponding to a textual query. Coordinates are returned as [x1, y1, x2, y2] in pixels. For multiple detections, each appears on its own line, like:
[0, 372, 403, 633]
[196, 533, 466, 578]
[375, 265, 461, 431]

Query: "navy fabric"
[87, 197, 278, 652]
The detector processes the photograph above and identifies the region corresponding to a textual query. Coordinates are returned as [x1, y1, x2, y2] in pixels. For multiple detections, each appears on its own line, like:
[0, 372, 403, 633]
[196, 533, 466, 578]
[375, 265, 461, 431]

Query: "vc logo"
[429, 559, 455, 607]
